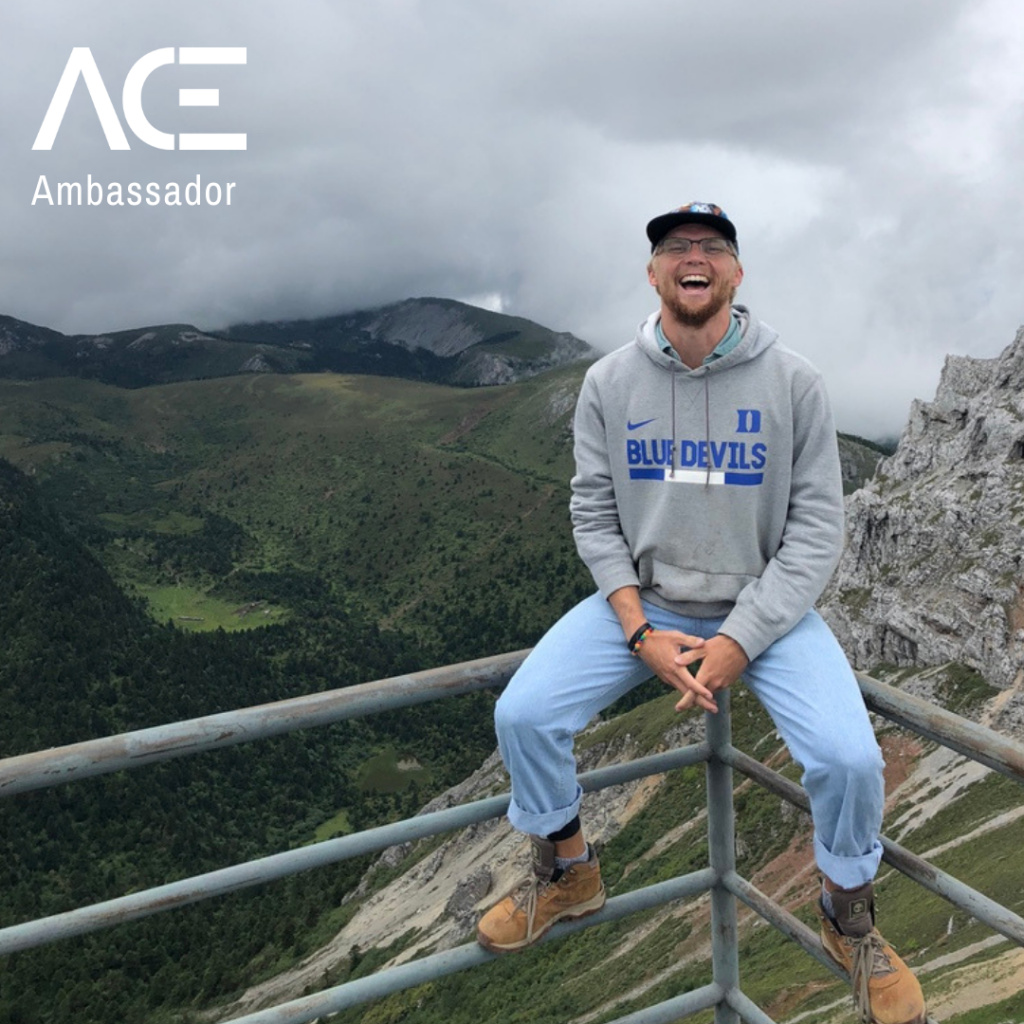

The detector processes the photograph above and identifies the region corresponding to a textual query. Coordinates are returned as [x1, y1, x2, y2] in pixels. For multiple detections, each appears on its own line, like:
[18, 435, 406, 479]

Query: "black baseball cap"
[646, 202, 738, 252]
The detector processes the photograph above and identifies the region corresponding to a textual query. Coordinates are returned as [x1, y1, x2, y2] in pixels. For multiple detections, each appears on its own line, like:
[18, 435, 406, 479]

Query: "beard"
[657, 275, 735, 327]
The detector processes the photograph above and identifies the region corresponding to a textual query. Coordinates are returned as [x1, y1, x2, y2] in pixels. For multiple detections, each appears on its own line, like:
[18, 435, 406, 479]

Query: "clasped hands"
[637, 629, 749, 713]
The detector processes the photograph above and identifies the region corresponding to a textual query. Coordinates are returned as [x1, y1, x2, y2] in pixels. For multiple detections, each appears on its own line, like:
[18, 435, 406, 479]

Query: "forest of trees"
[0, 453, 592, 1024]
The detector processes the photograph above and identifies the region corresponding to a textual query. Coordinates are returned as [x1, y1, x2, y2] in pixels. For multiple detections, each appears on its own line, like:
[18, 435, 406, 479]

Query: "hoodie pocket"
[639, 556, 758, 605]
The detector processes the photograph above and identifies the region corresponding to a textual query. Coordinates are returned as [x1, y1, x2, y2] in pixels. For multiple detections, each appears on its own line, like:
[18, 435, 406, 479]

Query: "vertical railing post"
[706, 689, 740, 1024]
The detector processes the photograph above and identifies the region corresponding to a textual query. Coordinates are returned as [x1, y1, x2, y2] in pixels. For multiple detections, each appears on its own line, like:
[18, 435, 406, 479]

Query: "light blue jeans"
[495, 593, 884, 888]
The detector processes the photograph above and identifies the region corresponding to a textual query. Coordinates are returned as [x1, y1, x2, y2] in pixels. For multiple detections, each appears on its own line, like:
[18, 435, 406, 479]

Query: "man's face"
[647, 223, 743, 328]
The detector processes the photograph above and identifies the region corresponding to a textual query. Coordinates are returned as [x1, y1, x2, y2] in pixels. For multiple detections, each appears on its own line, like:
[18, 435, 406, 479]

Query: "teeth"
[681, 275, 709, 285]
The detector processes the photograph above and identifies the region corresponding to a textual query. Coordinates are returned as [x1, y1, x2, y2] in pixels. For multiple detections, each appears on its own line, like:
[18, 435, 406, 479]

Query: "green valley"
[0, 356, 935, 1024]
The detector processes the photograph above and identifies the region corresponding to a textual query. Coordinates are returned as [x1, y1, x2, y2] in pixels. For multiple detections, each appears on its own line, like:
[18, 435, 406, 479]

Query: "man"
[476, 203, 926, 1024]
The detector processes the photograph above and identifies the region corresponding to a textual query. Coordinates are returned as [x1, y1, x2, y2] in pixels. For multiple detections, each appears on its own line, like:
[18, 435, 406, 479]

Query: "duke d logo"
[32, 47, 247, 151]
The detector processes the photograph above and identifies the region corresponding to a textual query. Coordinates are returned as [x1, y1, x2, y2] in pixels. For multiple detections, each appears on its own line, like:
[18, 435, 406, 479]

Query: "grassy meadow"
[0, 366, 593, 654]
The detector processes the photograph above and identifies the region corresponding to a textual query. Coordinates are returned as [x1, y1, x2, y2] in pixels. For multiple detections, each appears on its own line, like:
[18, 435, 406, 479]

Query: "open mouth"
[679, 274, 710, 293]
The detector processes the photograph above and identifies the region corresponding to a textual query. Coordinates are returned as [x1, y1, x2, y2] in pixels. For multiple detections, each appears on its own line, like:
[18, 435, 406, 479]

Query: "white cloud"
[2, 0, 1023, 436]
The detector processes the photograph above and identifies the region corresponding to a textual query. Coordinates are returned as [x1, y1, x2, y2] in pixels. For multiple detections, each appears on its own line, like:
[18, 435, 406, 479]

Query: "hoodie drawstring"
[670, 364, 677, 478]
[704, 374, 711, 488]
[669, 364, 712, 486]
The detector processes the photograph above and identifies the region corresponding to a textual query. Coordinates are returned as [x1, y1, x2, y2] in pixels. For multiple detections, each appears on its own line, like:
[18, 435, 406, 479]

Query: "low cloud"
[2, 0, 1023, 436]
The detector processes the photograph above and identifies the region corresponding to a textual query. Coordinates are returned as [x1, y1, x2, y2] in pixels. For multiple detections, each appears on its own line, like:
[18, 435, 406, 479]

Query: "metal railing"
[2, 651, 1023, 1024]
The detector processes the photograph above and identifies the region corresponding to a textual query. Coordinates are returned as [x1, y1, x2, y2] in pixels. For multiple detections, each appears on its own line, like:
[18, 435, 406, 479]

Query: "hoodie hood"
[633, 305, 779, 480]
[635, 304, 778, 375]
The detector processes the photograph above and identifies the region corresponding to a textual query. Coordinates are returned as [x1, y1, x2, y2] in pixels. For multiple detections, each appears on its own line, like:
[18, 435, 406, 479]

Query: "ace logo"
[33, 47, 247, 151]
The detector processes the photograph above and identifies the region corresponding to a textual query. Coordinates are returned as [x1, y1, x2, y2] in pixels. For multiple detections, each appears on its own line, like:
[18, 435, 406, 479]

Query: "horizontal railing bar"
[0, 650, 531, 799]
[6, 663, 1016, 806]
[220, 868, 718, 1024]
[722, 748, 1024, 947]
[0, 742, 711, 956]
[599, 983, 723, 1024]
[856, 673, 1024, 785]
[4, 660, 1019, 1024]
[880, 837, 1024, 946]
[723, 748, 810, 813]
[724, 872, 845, 982]
[725, 874, 942, 1024]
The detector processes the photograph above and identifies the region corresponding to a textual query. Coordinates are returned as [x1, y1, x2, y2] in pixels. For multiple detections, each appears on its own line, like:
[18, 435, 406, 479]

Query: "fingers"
[673, 647, 704, 669]
[675, 689, 717, 714]
[667, 631, 706, 650]
[638, 630, 716, 710]
[665, 672, 715, 711]
[675, 690, 694, 712]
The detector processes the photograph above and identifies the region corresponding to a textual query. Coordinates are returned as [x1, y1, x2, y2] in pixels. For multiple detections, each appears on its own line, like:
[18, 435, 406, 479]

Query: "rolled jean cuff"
[507, 785, 583, 837]
[814, 834, 883, 889]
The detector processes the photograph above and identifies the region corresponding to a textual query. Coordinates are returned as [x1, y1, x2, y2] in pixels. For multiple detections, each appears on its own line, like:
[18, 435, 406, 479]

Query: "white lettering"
[32, 48, 130, 150]
[122, 48, 175, 150]
[179, 89, 218, 106]
[31, 175, 237, 208]
[175, 48, 247, 149]
[32, 46, 246, 151]
[32, 175, 54, 205]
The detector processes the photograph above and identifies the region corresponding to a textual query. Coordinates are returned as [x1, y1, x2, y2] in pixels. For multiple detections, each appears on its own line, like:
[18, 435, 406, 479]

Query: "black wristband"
[627, 621, 654, 653]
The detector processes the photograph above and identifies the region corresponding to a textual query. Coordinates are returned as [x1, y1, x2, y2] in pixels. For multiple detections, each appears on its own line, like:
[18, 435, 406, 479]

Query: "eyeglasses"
[654, 237, 735, 257]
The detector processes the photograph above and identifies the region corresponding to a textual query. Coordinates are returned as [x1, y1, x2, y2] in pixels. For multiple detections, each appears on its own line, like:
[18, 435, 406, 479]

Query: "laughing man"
[476, 203, 927, 1024]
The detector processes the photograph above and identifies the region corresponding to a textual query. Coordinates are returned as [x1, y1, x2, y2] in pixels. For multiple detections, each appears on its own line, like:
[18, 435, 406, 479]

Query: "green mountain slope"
[0, 366, 595, 656]
[0, 359, 892, 1023]
[0, 298, 594, 390]
[0, 459, 502, 1024]
[0, 364, 879, 645]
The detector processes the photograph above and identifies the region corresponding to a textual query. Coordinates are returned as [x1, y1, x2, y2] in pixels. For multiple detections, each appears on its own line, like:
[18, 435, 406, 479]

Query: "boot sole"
[477, 887, 606, 954]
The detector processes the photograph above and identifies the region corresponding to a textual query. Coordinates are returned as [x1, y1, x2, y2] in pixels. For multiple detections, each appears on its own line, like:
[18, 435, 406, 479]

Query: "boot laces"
[510, 876, 552, 942]
[850, 931, 896, 1023]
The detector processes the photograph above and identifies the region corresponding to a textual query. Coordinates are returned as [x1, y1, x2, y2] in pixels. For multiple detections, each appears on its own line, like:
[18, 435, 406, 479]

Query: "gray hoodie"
[570, 305, 844, 662]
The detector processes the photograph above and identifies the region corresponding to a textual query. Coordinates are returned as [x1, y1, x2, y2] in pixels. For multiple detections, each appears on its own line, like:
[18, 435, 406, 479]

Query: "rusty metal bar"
[219, 869, 718, 1024]
[857, 672, 1024, 784]
[0, 650, 530, 798]
[880, 837, 1024, 946]
[721, 746, 1024, 947]
[724, 872, 845, 982]
[0, 742, 711, 956]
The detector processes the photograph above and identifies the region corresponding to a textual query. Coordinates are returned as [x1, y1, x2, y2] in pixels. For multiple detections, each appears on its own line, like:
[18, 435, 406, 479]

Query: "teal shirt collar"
[656, 310, 742, 365]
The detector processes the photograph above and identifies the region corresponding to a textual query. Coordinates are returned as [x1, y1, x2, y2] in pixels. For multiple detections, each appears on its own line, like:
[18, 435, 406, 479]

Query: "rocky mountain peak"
[821, 326, 1024, 691]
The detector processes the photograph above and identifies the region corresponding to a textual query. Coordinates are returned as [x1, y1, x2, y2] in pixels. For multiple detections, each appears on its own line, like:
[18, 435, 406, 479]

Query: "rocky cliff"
[822, 326, 1024, 693]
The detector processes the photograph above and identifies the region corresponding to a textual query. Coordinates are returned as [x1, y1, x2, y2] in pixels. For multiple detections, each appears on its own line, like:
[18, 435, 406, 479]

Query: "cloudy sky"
[3, 0, 1024, 438]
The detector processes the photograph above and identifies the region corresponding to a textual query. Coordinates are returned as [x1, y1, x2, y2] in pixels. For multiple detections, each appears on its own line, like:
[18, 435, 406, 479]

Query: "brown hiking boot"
[476, 837, 606, 953]
[818, 882, 926, 1024]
